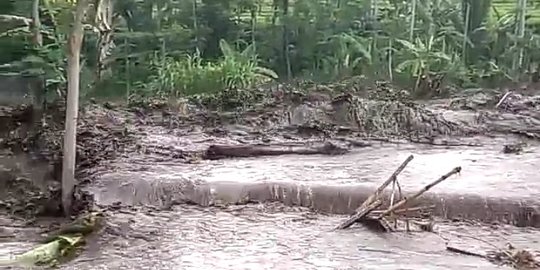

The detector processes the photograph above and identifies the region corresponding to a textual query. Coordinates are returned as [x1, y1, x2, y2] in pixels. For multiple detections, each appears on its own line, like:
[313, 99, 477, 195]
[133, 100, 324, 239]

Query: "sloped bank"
[0, 102, 137, 218]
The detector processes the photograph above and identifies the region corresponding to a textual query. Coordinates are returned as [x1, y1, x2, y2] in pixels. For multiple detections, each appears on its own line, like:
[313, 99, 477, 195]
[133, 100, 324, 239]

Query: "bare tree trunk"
[31, 0, 43, 46]
[94, 0, 114, 83]
[62, 0, 90, 216]
[282, 0, 291, 79]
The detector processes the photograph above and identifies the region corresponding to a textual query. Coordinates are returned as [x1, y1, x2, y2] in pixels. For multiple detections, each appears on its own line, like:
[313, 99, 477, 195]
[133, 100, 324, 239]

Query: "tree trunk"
[94, 0, 114, 83]
[282, 0, 291, 79]
[31, 0, 42, 47]
[62, 0, 89, 216]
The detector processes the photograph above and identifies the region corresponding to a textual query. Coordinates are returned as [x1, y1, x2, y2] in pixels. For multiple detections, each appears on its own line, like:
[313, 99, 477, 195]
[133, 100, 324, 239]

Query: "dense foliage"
[1, 0, 539, 101]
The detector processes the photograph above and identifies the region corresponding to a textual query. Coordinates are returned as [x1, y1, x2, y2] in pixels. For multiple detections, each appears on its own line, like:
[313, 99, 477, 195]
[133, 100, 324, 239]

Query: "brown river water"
[34, 130, 534, 270]
[2, 130, 540, 269]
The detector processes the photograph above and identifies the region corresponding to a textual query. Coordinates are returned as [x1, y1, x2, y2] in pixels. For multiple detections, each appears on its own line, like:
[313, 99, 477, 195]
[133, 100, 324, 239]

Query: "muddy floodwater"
[91, 133, 540, 205]
[57, 204, 537, 270]
[3, 100, 540, 269]
[46, 131, 536, 270]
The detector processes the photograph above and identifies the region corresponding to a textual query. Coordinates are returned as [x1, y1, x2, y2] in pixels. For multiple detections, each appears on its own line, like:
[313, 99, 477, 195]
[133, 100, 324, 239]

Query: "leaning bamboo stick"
[378, 166, 461, 217]
[357, 155, 413, 212]
[371, 205, 436, 216]
[335, 155, 414, 230]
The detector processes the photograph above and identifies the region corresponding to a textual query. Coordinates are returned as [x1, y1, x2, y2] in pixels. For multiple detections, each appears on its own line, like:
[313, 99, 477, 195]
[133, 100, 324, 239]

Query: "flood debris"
[486, 244, 540, 270]
[0, 211, 104, 267]
[503, 142, 526, 154]
[443, 234, 540, 270]
[334, 155, 414, 230]
[0, 234, 83, 267]
[335, 154, 461, 231]
[204, 141, 349, 160]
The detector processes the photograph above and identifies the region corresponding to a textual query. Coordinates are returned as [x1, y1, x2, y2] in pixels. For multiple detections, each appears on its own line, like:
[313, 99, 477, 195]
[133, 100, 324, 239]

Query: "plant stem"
[410, 0, 417, 41]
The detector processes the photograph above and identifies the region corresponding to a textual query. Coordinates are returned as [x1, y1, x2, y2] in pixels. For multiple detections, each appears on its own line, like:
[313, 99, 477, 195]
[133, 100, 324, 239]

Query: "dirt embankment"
[0, 101, 136, 219]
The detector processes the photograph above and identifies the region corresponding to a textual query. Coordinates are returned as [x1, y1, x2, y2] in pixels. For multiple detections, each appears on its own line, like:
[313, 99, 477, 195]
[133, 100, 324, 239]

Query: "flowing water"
[47, 132, 538, 270]
[2, 129, 540, 269]
[90, 133, 540, 205]
[57, 204, 538, 270]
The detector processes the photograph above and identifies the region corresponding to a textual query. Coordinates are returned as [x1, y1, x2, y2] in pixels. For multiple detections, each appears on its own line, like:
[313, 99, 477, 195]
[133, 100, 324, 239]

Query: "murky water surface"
[56, 205, 536, 270]
[3, 132, 540, 269]
[103, 135, 540, 200]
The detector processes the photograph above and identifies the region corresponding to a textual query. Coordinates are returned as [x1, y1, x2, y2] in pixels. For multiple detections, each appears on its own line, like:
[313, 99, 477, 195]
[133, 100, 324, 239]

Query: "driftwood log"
[204, 141, 349, 160]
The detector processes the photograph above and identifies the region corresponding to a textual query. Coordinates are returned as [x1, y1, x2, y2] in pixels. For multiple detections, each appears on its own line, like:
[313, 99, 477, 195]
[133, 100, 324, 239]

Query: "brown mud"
[1, 84, 540, 268]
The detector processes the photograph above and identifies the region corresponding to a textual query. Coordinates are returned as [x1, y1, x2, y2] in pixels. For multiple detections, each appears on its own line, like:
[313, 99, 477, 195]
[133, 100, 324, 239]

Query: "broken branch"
[334, 199, 383, 230]
[358, 155, 414, 213]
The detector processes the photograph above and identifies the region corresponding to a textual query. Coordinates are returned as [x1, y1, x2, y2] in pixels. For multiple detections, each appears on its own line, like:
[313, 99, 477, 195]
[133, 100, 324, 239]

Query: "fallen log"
[204, 141, 349, 160]
[334, 155, 414, 230]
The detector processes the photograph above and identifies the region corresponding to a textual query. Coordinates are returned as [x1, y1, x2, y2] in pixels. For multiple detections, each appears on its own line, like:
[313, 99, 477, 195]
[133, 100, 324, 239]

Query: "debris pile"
[336, 154, 540, 269]
[335, 154, 461, 231]
[487, 244, 540, 269]
[0, 102, 137, 217]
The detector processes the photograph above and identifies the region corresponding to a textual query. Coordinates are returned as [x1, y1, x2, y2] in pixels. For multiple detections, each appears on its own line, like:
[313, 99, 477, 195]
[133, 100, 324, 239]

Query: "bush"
[141, 39, 278, 98]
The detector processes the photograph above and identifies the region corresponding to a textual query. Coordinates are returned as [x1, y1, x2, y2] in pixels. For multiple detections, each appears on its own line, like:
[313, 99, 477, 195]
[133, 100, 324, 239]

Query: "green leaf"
[219, 39, 236, 59]
[254, 66, 278, 79]
[395, 39, 419, 52]
[0, 235, 83, 267]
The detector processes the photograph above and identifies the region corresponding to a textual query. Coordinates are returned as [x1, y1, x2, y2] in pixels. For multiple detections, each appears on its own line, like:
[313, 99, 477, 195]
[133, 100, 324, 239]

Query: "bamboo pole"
[335, 155, 414, 230]
[378, 167, 461, 217]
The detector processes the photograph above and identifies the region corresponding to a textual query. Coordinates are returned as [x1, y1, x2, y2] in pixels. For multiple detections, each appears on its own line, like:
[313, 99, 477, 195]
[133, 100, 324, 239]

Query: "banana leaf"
[0, 234, 83, 267]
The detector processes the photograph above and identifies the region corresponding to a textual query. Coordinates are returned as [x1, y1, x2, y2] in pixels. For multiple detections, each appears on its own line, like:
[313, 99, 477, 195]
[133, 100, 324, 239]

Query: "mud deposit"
[2, 88, 540, 269]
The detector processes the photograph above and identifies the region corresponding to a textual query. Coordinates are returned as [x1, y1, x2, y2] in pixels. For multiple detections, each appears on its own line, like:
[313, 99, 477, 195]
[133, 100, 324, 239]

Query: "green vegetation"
[1, 0, 539, 102]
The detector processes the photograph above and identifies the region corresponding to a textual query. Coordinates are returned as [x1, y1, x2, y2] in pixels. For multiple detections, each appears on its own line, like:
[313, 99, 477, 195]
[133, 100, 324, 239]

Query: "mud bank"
[0, 102, 136, 217]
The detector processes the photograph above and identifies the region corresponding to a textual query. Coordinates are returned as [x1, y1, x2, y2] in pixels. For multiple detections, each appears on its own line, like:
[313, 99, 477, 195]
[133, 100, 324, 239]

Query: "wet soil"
[2, 86, 540, 268]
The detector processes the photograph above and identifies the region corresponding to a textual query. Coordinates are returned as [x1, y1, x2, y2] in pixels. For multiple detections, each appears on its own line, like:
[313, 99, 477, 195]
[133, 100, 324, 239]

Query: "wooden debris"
[358, 216, 394, 232]
[335, 154, 462, 232]
[502, 142, 526, 154]
[487, 244, 540, 269]
[335, 155, 414, 230]
[377, 166, 461, 217]
[370, 205, 436, 217]
[446, 245, 486, 258]
[204, 141, 349, 160]
[441, 232, 540, 269]
[335, 199, 383, 230]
